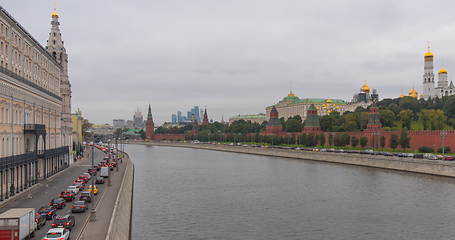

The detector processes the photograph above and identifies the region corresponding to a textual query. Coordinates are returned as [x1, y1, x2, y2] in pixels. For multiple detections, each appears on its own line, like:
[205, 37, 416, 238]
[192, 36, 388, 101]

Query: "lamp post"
[90, 136, 96, 221]
[440, 130, 448, 155]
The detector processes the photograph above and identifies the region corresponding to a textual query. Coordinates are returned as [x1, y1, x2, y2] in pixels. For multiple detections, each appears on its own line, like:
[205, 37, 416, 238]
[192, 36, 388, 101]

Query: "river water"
[128, 144, 455, 240]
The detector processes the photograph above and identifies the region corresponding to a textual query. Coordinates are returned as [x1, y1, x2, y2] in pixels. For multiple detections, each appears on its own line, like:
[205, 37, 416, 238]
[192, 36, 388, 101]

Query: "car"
[87, 184, 99, 195]
[78, 175, 89, 183]
[67, 185, 79, 194]
[444, 156, 455, 161]
[52, 215, 75, 229]
[74, 182, 84, 191]
[60, 191, 75, 202]
[35, 213, 46, 229]
[73, 178, 84, 185]
[71, 201, 87, 213]
[79, 191, 92, 202]
[49, 198, 66, 209]
[42, 228, 71, 240]
[82, 173, 92, 180]
[95, 176, 105, 184]
[38, 206, 57, 220]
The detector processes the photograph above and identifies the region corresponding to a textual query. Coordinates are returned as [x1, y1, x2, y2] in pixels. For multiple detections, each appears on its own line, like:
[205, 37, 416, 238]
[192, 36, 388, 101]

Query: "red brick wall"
[153, 134, 185, 141]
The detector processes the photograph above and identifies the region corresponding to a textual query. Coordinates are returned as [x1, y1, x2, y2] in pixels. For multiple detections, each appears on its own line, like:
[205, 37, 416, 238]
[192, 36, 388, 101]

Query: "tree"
[319, 134, 325, 146]
[379, 109, 395, 128]
[328, 134, 334, 146]
[360, 137, 368, 148]
[399, 128, 411, 150]
[351, 136, 359, 147]
[418, 146, 434, 153]
[285, 118, 303, 132]
[399, 110, 414, 130]
[82, 119, 93, 141]
[342, 113, 358, 131]
[399, 96, 422, 113]
[380, 135, 386, 149]
[390, 134, 399, 150]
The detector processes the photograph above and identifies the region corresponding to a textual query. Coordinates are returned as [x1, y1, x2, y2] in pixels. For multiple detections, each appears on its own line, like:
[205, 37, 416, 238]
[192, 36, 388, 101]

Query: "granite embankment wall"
[139, 141, 455, 178]
[105, 155, 135, 240]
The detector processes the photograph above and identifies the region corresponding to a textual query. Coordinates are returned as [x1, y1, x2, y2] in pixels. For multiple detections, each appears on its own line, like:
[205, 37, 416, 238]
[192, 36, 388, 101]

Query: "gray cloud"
[4, 0, 455, 124]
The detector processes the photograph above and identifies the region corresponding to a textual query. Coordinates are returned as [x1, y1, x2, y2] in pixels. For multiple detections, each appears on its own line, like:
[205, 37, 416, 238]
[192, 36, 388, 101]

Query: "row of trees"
[188, 128, 413, 150]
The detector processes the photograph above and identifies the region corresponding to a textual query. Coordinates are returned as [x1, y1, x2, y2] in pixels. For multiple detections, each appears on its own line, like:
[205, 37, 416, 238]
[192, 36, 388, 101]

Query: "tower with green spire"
[303, 104, 321, 133]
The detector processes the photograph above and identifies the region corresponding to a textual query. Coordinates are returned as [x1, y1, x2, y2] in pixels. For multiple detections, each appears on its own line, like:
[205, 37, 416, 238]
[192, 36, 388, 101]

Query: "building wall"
[0, 8, 68, 158]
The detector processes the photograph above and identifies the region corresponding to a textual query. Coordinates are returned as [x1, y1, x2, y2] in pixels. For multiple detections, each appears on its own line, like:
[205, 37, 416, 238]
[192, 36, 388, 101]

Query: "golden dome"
[409, 88, 418, 98]
[52, 8, 59, 17]
[287, 91, 295, 97]
[325, 99, 333, 103]
[439, 68, 448, 74]
[361, 82, 370, 93]
[400, 94, 405, 98]
[424, 50, 433, 57]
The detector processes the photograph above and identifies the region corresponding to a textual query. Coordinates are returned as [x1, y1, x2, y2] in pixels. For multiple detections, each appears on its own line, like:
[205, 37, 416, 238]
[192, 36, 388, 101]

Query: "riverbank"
[136, 141, 455, 178]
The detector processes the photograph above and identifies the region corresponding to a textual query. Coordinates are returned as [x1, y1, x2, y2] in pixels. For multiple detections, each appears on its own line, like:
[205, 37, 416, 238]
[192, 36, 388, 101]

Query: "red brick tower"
[264, 106, 283, 135]
[303, 104, 321, 133]
[202, 107, 209, 126]
[146, 104, 155, 140]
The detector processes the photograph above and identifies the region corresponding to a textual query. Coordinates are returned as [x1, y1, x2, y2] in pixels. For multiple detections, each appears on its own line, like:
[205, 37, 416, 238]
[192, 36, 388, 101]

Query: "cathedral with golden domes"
[421, 46, 455, 99]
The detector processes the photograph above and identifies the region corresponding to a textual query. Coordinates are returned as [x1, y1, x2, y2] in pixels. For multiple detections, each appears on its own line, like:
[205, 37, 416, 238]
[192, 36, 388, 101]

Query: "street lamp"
[90, 136, 96, 221]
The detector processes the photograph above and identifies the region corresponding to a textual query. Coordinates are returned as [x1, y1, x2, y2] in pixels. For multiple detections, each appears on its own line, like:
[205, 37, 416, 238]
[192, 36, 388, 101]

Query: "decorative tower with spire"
[146, 104, 155, 140]
[202, 107, 209, 126]
[46, 8, 72, 148]
[422, 43, 435, 99]
[264, 106, 283, 135]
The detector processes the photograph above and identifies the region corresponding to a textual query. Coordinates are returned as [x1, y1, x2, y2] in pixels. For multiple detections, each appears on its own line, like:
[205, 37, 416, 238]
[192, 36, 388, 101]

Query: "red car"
[79, 175, 89, 183]
[59, 191, 75, 202]
[444, 156, 455, 161]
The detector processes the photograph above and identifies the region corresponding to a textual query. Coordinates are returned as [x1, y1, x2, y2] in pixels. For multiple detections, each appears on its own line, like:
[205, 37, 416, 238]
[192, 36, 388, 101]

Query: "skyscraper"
[177, 111, 182, 123]
[171, 114, 177, 123]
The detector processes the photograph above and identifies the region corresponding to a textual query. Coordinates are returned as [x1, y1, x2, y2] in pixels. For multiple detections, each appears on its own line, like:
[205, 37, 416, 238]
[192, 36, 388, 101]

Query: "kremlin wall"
[145, 47, 455, 153]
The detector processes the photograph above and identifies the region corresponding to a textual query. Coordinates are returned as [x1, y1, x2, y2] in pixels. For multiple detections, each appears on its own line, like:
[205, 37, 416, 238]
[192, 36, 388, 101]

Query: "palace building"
[421, 46, 455, 99]
[266, 82, 377, 121]
[0, 6, 72, 199]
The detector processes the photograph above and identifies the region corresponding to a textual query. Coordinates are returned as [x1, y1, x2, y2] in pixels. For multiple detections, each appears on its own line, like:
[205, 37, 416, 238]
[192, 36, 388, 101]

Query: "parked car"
[49, 198, 66, 209]
[35, 213, 46, 229]
[38, 206, 57, 220]
[52, 215, 75, 229]
[95, 176, 105, 184]
[71, 201, 87, 213]
[42, 228, 70, 240]
[413, 154, 424, 159]
[74, 182, 84, 191]
[444, 156, 455, 161]
[79, 191, 92, 203]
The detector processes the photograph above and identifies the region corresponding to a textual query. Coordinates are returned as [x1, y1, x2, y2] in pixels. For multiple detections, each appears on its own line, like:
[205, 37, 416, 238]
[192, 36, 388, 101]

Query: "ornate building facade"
[0, 7, 72, 200]
[421, 47, 455, 99]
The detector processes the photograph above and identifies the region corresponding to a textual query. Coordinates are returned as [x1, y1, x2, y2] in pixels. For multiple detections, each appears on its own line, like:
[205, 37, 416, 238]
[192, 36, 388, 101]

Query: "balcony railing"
[0, 152, 37, 170]
[0, 66, 62, 101]
[44, 146, 69, 158]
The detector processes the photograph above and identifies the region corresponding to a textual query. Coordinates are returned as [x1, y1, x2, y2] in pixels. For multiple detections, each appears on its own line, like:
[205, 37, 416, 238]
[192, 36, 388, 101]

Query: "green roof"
[269, 98, 347, 108]
[230, 114, 266, 120]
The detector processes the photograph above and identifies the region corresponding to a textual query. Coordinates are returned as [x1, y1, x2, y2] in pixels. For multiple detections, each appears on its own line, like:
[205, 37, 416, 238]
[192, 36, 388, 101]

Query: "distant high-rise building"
[171, 114, 177, 123]
[177, 111, 182, 123]
[133, 108, 144, 129]
[193, 106, 200, 123]
[113, 119, 126, 129]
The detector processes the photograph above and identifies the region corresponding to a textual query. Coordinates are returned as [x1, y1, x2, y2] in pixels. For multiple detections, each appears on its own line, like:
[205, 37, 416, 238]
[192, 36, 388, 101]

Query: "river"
[127, 144, 455, 240]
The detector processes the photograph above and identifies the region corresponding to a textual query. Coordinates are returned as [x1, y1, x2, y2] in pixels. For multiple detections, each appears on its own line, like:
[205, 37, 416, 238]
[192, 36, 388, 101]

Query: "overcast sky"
[3, 0, 455, 124]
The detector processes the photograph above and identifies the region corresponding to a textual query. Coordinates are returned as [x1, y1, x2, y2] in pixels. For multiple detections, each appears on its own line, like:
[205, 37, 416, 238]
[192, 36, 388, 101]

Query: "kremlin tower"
[202, 108, 209, 126]
[146, 104, 155, 140]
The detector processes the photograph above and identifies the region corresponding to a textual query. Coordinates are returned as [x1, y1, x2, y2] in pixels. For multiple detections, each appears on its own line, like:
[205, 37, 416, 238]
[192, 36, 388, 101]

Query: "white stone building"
[421, 47, 455, 99]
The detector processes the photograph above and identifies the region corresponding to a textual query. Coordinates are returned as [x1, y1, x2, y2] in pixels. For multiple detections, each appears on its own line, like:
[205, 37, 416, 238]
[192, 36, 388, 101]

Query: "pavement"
[0, 147, 128, 240]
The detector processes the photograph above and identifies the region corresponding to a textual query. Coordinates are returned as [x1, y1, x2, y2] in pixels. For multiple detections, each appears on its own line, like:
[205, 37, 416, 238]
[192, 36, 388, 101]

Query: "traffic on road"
[0, 144, 121, 240]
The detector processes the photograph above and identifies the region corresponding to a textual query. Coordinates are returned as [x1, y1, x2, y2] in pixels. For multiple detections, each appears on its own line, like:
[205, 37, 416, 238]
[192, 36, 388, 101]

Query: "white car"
[81, 173, 91, 179]
[42, 228, 70, 240]
[67, 186, 79, 194]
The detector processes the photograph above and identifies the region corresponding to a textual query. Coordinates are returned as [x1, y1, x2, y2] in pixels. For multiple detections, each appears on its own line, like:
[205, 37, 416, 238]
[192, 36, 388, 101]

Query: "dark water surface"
[128, 144, 455, 240]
